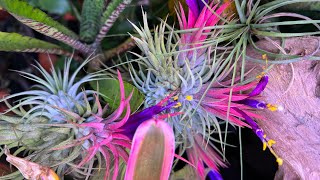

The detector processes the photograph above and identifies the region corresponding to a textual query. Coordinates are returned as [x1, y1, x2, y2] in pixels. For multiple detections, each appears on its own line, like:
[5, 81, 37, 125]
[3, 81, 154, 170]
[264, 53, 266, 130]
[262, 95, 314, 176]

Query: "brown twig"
[88, 38, 136, 71]
[103, 38, 136, 60]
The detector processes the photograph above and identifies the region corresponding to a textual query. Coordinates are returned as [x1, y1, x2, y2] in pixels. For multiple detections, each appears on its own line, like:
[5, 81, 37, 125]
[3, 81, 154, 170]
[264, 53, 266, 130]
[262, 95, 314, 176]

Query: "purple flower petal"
[207, 169, 223, 180]
[186, 0, 200, 17]
[186, 0, 208, 17]
[237, 99, 267, 109]
[120, 101, 176, 139]
[232, 108, 259, 133]
[120, 105, 163, 139]
[249, 76, 269, 97]
[198, 0, 209, 11]
[233, 108, 264, 141]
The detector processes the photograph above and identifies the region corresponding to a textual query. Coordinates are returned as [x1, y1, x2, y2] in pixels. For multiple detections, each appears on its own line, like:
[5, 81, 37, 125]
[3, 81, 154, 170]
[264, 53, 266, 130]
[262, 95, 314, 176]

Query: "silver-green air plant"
[0, 58, 135, 180]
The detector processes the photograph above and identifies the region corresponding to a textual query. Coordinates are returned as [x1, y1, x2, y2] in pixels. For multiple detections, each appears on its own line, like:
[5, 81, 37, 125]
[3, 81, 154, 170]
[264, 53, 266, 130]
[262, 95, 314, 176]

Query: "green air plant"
[217, 0, 320, 66]
[0, 59, 105, 179]
[0, 0, 132, 68]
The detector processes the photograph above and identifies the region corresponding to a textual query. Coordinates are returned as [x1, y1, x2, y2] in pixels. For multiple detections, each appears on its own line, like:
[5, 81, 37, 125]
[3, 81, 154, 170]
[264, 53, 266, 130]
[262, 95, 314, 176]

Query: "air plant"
[0, 58, 175, 180]
[129, 0, 284, 178]
[0, 58, 111, 179]
[223, 0, 320, 65]
[199, 74, 283, 164]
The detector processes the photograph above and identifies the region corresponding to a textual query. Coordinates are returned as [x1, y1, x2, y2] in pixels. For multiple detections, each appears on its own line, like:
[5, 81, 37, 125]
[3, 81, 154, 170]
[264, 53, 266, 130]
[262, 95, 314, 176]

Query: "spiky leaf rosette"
[0, 58, 131, 180]
[129, 10, 228, 154]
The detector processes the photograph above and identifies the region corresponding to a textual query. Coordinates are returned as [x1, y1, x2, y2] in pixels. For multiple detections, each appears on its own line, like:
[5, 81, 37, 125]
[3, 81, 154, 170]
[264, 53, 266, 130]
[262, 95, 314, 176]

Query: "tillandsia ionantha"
[0, 58, 175, 180]
[129, 0, 283, 178]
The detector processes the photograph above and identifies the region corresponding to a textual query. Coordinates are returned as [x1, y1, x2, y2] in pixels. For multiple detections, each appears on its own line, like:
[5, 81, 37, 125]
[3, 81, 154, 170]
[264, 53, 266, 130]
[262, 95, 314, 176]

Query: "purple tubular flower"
[237, 99, 267, 109]
[186, 0, 200, 17]
[120, 101, 176, 139]
[249, 75, 269, 97]
[199, 75, 271, 128]
[232, 107, 264, 140]
[226, 76, 283, 165]
[232, 106, 283, 167]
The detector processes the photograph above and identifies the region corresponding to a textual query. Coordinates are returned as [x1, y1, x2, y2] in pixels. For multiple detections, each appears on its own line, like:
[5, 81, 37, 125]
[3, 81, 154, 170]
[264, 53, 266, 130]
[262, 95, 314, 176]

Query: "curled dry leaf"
[4, 146, 60, 180]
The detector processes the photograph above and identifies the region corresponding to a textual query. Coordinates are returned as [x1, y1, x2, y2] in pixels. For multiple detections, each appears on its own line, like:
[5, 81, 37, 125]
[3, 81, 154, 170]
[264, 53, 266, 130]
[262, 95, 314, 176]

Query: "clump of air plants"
[129, 0, 283, 178]
[0, 58, 175, 180]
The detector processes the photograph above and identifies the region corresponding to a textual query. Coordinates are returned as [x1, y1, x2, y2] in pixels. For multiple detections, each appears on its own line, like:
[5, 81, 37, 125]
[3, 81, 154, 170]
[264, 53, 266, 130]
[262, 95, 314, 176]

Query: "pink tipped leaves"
[125, 119, 175, 180]
[176, 0, 230, 60]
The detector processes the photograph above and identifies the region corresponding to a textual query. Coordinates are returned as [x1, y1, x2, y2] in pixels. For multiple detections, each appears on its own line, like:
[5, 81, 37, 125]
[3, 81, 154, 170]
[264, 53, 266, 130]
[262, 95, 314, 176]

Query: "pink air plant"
[52, 71, 179, 180]
[196, 76, 267, 128]
[197, 76, 274, 128]
[196, 75, 283, 169]
[183, 75, 282, 179]
[186, 134, 227, 179]
[177, 0, 230, 59]
[55, 70, 134, 180]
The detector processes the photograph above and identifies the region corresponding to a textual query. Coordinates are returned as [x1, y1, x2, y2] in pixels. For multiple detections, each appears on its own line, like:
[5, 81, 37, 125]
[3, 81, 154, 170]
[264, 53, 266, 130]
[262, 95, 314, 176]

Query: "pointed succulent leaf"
[0, 31, 73, 56]
[124, 119, 175, 180]
[0, 0, 90, 53]
[94, 0, 132, 44]
[79, 0, 105, 43]
[90, 78, 144, 112]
